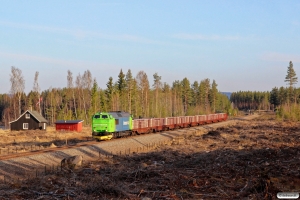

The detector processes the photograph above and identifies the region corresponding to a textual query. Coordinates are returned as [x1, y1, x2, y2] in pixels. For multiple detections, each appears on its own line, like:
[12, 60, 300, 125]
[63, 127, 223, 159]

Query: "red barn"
[55, 120, 84, 132]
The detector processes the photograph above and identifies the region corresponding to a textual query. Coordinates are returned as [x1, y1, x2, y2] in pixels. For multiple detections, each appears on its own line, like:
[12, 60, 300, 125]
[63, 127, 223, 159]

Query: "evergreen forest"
[230, 61, 300, 121]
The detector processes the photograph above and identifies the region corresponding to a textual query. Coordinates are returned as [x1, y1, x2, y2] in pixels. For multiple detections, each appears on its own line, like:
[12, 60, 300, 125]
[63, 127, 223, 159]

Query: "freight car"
[92, 111, 228, 141]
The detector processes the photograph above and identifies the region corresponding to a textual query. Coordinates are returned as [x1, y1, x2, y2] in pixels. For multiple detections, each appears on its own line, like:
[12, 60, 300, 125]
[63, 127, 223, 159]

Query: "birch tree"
[82, 70, 92, 124]
[33, 71, 41, 113]
[67, 70, 77, 119]
[136, 71, 150, 117]
[10, 66, 25, 118]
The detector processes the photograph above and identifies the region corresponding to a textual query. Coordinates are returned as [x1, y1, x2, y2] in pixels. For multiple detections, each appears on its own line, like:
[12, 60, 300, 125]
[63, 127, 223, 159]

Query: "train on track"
[92, 111, 228, 140]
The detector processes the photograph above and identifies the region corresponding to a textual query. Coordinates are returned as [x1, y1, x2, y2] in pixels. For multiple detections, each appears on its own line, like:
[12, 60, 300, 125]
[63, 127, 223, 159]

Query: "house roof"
[9, 110, 48, 124]
[55, 120, 84, 124]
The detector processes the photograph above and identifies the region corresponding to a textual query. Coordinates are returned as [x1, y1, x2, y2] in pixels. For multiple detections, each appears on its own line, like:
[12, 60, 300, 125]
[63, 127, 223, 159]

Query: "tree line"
[230, 91, 271, 111]
[231, 61, 300, 121]
[0, 67, 232, 127]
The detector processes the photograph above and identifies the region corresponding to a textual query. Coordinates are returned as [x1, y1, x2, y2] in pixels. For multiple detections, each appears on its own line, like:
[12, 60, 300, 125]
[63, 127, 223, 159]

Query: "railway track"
[0, 141, 100, 161]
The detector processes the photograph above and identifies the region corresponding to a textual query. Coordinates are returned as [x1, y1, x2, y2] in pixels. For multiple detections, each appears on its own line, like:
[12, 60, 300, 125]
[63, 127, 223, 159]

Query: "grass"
[0, 126, 92, 147]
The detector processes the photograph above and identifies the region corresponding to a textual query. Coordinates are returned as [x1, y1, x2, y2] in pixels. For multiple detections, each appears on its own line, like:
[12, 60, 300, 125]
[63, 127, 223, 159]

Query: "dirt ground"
[1, 113, 300, 199]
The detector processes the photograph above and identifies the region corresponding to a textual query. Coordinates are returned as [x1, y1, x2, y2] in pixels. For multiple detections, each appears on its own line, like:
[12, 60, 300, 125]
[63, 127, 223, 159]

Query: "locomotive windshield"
[102, 115, 108, 119]
[94, 115, 100, 119]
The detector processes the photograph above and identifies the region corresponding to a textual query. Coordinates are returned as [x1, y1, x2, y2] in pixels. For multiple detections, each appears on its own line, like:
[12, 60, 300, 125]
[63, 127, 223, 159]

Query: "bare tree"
[67, 70, 77, 119]
[10, 66, 25, 118]
[33, 71, 41, 113]
[75, 73, 82, 112]
[136, 71, 150, 117]
[82, 70, 92, 123]
[75, 70, 92, 123]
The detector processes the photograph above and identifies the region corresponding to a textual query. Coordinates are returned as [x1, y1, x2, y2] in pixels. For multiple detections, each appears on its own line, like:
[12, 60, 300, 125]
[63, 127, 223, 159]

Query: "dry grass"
[0, 126, 92, 148]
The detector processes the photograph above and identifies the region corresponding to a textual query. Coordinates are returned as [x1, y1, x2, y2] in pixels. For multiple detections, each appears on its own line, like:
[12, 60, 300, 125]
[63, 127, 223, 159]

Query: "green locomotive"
[92, 111, 133, 140]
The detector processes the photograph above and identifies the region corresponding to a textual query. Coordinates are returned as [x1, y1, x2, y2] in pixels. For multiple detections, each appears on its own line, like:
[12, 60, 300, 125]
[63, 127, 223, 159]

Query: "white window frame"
[23, 123, 28, 129]
[25, 114, 30, 119]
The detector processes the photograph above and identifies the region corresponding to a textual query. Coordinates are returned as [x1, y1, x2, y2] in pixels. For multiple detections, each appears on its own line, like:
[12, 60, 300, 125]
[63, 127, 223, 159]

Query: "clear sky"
[0, 0, 299, 94]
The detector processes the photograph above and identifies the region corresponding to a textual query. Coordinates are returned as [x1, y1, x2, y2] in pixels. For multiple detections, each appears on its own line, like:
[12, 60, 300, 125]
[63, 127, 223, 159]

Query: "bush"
[276, 103, 300, 121]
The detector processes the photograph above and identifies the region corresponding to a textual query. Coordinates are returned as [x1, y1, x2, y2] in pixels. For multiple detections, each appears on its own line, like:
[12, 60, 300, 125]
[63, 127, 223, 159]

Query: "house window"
[23, 123, 28, 129]
[25, 114, 30, 119]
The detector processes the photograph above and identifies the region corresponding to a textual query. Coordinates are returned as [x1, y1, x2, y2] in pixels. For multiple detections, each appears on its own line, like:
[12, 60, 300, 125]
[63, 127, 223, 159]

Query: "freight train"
[92, 111, 228, 141]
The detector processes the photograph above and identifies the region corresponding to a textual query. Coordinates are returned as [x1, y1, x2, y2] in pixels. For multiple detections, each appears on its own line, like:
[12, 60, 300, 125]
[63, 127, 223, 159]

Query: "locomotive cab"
[92, 112, 115, 140]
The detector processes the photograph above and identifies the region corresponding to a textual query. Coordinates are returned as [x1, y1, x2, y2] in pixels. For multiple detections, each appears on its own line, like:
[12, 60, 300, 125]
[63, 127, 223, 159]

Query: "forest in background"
[0, 67, 232, 128]
[230, 61, 300, 121]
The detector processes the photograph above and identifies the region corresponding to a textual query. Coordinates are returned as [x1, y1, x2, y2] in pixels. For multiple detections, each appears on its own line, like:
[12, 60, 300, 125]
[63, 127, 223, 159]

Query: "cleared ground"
[1, 113, 299, 199]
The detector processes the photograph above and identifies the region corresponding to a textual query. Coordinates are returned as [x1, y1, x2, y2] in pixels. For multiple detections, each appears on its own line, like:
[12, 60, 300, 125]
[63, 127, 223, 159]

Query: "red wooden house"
[55, 120, 84, 132]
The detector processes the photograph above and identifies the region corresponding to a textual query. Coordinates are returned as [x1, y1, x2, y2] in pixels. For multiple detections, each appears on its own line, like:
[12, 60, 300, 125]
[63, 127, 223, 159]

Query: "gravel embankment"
[0, 117, 251, 180]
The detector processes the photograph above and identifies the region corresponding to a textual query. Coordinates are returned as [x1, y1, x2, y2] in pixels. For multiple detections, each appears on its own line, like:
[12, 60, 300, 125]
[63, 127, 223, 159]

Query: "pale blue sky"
[0, 0, 299, 94]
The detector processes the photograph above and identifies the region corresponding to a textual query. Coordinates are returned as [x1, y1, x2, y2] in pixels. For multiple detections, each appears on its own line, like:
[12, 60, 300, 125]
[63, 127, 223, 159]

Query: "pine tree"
[153, 73, 162, 117]
[105, 77, 114, 111]
[125, 69, 134, 114]
[270, 87, 280, 109]
[285, 61, 298, 88]
[117, 69, 126, 111]
[181, 77, 191, 115]
[191, 81, 199, 107]
[99, 89, 107, 112]
[199, 79, 210, 113]
[172, 80, 184, 116]
[113, 82, 120, 110]
[209, 80, 218, 113]
[90, 78, 99, 115]
[285, 61, 298, 105]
